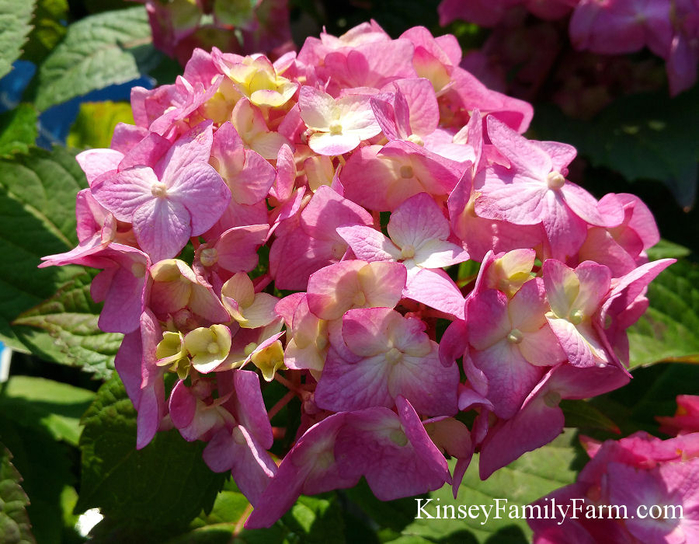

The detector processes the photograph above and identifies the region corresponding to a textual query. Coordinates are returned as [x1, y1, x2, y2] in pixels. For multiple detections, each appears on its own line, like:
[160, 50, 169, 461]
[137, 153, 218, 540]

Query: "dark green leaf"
[21, 0, 69, 65]
[76, 376, 226, 530]
[560, 399, 620, 434]
[628, 259, 699, 368]
[0, 444, 36, 544]
[532, 87, 699, 209]
[0, 414, 75, 544]
[344, 479, 422, 534]
[593, 362, 699, 438]
[0, 0, 36, 79]
[34, 7, 152, 111]
[0, 146, 86, 350]
[0, 105, 38, 157]
[401, 431, 580, 543]
[14, 270, 120, 379]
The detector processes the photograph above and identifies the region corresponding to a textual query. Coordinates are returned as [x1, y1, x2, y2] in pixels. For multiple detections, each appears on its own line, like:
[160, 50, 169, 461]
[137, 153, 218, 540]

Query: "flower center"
[353, 291, 366, 307]
[507, 329, 524, 344]
[570, 309, 584, 325]
[407, 134, 424, 146]
[401, 245, 415, 259]
[329, 121, 343, 135]
[400, 165, 414, 179]
[385, 347, 403, 364]
[207, 342, 220, 354]
[200, 248, 218, 267]
[151, 182, 168, 198]
[546, 171, 566, 190]
[331, 242, 346, 259]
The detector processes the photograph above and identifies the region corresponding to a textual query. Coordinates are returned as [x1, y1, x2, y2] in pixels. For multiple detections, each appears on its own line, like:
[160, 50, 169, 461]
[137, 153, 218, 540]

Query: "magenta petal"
[472, 341, 545, 419]
[337, 403, 449, 501]
[467, 289, 510, 350]
[439, 320, 468, 367]
[169, 380, 197, 430]
[114, 329, 142, 407]
[479, 394, 564, 480]
[475, 182, 547, 225]
[98, 258, 148, 334]
[394, 78, 439, 138]
[204, 426, 277, 506]
[563, 181, 621, 228]
[231, 370, 274, 449]
[136, 310, 166, 450]
[245, 413, 354, 529]
[168, 162, 231, 236]
[92, 166, 157, 221]
[159, 120, 215, 180]
[487, 116, 551, 178]
[314, 349, 393, 412]
[396, 396, 451, 483]
[76, 149, 123, 186]
[133, 198, 191, 262]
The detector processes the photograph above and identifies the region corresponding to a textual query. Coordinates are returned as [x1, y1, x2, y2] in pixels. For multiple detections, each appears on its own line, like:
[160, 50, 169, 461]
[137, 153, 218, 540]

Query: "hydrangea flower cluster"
[529, 395, 699, 543]
[130, 0, 293, 64]
[439, 0, 699, 96]
[42, 21, 674, 528]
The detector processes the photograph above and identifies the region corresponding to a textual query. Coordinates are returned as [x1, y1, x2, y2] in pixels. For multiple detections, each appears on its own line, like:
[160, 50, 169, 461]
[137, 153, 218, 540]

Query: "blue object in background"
[0, 60, 154, 148]
[0, 341, 11, 382]
[37, 76, 154, 147]
[0, 60, 36, 112]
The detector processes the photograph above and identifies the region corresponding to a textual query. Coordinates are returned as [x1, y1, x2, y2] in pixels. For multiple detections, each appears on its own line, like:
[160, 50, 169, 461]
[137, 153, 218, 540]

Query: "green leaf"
[67, 101, 134, 150]
[76, 376, 226, 530]
[0, 376, 95, 446]
[560, 399, 620, 434]
[0, 105, 38, 157]
[531, 86, 699, 209]
[590, 362, 699, 439]
[0, 444, 36, 544]
[13, 270, 120, 379]
[344, 479, 422, 535]
[21, 0, 69, 65]
[166, 485, 345, 544]
[34, 7, 152, 111]
[646, 239, 692, 261]
[277, 494, 345, 544]
[628, 259, 699, 368]
[0, 0, 36, 80]
[0, 146, 86, 350]
[0, 414, 75, 544]
[401, 431, 580, 543]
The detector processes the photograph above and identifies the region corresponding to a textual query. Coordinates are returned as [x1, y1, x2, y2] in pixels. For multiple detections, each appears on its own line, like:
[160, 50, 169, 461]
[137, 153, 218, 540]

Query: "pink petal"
[471, 340, 545, 419]
[92, 167, 157, 221]
[404, 268, 466, 320]
[487, 116, 551, 178]
[335, 225, 400, 261]
[308, 132, 362, 156]
[388, 192, 449, 248]
[167, 162, 231, 236]
[133, 198, 191, 262]
[159, 120, 215, 180]
[76, 149, 123, 186]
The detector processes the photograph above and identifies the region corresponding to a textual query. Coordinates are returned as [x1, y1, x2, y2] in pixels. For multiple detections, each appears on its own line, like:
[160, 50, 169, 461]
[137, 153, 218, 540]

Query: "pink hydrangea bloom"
[44, 19, 674, 529]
